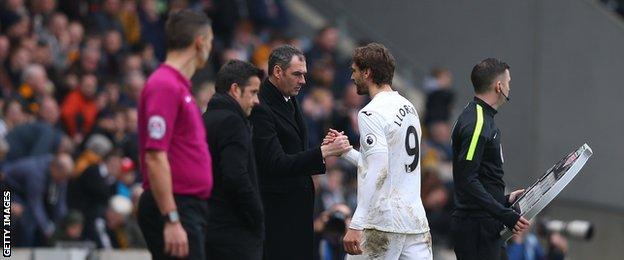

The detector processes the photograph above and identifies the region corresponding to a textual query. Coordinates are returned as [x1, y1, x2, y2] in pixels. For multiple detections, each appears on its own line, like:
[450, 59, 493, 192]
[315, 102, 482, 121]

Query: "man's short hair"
[470, 58, 510, 94]
[165, 9, 212, 51]
[215, 60, 264, 94]
[352, 43, 395, 86]
[268, 45, 304, 76]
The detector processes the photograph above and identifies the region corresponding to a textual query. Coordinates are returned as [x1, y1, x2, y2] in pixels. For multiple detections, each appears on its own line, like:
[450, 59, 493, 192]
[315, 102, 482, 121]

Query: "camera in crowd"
[323, 210, 347, 237]
[537, 218, 594, 241]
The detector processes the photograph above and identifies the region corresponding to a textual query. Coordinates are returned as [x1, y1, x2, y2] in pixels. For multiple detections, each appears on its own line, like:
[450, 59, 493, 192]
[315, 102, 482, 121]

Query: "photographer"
[313, 203, 351, 260]
[507, 220, 568, 260]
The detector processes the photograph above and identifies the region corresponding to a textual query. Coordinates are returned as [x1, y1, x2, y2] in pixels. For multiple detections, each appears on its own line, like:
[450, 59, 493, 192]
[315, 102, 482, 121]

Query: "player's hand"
[321, 135, 351, 157]
[164, 222, 189, 258]
[508, 189, 525, 203]
[343, 228, 363, 255]
[322, 128, 344, 145]
[513, 216, 530, 234]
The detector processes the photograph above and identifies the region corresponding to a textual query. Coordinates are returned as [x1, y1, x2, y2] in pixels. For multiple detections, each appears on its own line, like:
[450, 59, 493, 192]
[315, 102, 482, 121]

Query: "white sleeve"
[349, 152, 388, 230]
[358, 111, 388, 158]
[340, 148, 361, 166]
[349, 111, 389, 230]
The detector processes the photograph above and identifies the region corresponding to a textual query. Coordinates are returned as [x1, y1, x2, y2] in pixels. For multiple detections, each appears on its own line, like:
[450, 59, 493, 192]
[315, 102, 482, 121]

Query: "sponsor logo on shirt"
[184, 95, 192, 103]
[148, 115, 166, 140]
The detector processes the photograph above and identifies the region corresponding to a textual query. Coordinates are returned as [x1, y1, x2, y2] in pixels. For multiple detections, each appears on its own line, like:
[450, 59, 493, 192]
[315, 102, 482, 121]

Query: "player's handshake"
[321, 130, 352, 158]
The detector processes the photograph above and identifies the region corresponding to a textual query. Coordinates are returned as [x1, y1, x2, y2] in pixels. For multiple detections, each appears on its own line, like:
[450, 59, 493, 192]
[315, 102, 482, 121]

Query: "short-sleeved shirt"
[354, 91, 429, 234]
[138, 64, 213, 199]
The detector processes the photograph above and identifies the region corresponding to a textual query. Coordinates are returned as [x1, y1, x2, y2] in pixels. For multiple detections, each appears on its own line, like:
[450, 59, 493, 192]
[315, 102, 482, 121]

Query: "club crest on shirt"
[148, 115, 166, 140]
[364, 134, 377, 147]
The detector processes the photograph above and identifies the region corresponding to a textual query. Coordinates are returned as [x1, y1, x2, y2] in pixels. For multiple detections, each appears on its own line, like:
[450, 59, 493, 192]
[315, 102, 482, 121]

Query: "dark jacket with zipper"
[451, 97, 519, 229]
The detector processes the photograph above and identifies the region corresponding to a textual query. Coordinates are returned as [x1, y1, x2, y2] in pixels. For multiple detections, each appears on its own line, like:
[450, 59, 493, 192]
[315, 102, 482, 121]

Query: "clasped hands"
[320, 128, 352, 158]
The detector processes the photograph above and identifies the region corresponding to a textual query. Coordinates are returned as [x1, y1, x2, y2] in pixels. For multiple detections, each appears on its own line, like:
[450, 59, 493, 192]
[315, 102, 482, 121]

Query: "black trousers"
[262, 189, 315, 260]
[205, 224, 263, 260]
[138, 191, 208, 260]
[451, 216, 508, 260]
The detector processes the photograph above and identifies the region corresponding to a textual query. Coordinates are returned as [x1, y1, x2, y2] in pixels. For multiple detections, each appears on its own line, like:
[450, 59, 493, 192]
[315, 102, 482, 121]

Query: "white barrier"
[6, 248, 151, 260]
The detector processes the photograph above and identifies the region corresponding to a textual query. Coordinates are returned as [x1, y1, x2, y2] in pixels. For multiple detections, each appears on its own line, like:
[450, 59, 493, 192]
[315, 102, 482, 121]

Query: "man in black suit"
[250, 45, 351, 259]
[202, 60, 265, 259]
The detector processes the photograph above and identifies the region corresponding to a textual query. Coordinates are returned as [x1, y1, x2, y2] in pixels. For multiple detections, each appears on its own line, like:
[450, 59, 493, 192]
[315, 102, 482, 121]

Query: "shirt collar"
[474, 97, 498, 116]
[160, 64, 192, 89]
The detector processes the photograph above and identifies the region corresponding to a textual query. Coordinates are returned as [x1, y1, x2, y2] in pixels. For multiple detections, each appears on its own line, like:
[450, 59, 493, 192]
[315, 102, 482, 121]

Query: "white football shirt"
[348, 91, 429, 234]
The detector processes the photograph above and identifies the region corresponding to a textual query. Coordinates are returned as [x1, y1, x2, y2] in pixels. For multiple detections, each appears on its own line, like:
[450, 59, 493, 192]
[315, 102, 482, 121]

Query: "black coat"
[202, 93, 264, 244]
[250, 79, 325, 260]
[67, 164, 116, 244]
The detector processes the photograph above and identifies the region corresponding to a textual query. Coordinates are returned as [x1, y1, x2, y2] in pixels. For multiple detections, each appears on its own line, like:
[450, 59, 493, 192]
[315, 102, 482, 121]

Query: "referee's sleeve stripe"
[466, 104, 484, 161]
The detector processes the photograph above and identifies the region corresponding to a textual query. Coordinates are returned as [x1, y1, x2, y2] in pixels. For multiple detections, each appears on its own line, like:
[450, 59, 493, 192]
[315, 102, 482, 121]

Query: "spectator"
[118, 0, 141, 45]
[507, 222, 568, 260]
[61, 73, 99, 140]
[5, 96, 63, 162]
[72, 133, 113, 177]
[93, 195, 145, 249]
[89, 0, 124, 34]
[138, 0, 166, 61]
[38, 12, 70, 70]
[424, 68, 455, 126]
[69, 46, 101, 76]
[120, 70, 144, 108]
[0, 99, 26, 138]
[18, 64, 51, 114]
[305, 25, 340, 71]
[100, 29, 126, 77]
[51, 210, 86, 245]
[3, 153, 74, 246]
[66, 21, 84, 66]
[0, 35, 12, 95]
[68, 149, 123, 246]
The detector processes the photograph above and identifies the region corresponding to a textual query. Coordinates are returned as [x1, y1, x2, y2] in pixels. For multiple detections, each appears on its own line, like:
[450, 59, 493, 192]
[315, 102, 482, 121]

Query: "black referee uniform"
[450, 97, 520, 260]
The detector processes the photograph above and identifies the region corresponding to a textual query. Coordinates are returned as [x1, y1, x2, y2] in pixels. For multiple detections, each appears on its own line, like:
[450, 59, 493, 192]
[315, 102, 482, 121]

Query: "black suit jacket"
[250, 79, 325, 260]
[203, 93, 264, 242]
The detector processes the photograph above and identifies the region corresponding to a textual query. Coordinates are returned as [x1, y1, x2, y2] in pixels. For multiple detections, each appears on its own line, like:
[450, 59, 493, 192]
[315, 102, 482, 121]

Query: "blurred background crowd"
[1, 0, 569, 259]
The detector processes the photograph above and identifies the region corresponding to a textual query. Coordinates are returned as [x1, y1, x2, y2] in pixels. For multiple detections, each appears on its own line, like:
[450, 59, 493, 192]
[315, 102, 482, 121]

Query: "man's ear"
[363, 68, 372, 80]
[273, 65, 282, 80]
[228, 83, 241, 97]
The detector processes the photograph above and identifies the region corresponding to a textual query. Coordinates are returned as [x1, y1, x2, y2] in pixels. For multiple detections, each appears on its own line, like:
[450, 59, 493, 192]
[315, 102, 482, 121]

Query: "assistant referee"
[450, 58, 530, 260]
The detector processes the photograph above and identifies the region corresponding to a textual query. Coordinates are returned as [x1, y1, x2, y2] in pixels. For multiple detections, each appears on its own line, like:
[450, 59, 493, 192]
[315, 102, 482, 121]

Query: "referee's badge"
[148, 115, 166, 140]
[364, 134, 377, 147]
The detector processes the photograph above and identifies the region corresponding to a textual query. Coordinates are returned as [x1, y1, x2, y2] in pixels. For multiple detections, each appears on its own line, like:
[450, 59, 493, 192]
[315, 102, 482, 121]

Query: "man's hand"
[321, 135, 351, 158]
[343, 228, 364, 255]
[513, 216, 530, 234]
[164, 222, 189, 258]
[322, 128, 343, 145]
[508, 189, 525, 204]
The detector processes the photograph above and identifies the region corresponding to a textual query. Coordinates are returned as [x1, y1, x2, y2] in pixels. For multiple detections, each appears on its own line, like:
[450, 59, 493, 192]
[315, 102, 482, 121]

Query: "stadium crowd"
[0, 0, 459, 258]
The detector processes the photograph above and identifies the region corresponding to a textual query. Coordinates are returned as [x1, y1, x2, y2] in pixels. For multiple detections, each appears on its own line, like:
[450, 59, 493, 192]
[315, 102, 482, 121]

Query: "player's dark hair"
[470, 58, 510, 94]
[352, 43, 395, 86]
[268, 45, 305, 76]
[215, 60, 264, 94]
[165, 9, 212, 51]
